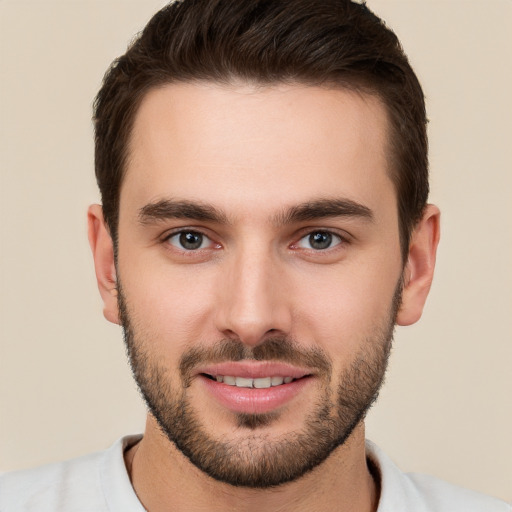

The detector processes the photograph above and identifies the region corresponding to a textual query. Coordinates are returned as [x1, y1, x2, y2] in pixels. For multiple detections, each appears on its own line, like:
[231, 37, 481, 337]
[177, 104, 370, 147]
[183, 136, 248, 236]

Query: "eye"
[296, 231, 342, 250]
[166, 230, 212, 250]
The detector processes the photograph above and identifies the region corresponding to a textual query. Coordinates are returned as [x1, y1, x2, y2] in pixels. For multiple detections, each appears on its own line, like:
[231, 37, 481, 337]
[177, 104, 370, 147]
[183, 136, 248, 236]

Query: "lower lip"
[199, 375, 312, 414]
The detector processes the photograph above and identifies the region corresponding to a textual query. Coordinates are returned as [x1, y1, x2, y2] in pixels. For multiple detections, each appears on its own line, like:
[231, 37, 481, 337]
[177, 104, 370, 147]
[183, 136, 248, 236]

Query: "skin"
[88, 82, 440, 512]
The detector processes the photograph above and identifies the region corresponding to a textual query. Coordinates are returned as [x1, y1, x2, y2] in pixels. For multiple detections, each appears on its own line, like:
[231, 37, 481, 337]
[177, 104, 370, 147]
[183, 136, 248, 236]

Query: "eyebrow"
[138, 197, 373, 226]
[273, 198, 374, 225]
[138, 199, 229, 225]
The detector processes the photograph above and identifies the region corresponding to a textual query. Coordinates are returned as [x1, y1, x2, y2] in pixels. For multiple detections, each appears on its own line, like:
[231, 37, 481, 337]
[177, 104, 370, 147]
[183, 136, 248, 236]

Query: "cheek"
[118, 259, 219, 352]
[292, 258, 401, 352]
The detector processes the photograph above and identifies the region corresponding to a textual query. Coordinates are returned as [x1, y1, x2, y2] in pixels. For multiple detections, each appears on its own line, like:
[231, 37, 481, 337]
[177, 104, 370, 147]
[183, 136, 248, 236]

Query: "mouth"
[195, 362, 315, 415]
[202, 374, 305, 388]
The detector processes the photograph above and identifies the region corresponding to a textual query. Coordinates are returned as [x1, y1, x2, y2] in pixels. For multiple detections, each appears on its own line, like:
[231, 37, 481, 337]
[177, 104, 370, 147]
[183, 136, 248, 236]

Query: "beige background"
[0, 0, 511, 503]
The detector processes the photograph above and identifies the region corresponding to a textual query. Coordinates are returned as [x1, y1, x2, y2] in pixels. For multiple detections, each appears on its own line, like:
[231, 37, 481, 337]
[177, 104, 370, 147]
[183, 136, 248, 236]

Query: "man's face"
[115, 83, 404, 487]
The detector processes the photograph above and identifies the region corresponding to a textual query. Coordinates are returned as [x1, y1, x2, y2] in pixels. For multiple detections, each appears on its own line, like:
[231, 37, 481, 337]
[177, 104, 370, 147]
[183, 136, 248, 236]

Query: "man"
[0, 0, 509, 510]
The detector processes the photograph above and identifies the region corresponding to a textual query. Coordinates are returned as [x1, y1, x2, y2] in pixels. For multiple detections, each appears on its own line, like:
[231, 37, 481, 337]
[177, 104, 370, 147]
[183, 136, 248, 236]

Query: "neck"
[125, 416, 379, 512]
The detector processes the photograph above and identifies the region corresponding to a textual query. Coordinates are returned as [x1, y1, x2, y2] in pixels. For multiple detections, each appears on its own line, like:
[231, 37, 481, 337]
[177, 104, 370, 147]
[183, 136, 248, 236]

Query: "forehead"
[122, 82, 394, 221]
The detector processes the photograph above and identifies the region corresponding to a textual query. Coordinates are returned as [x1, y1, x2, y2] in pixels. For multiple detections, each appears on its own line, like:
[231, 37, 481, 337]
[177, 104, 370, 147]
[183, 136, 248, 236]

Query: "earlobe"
[87, 204, 120, 325]
[396, 204, 441, 326]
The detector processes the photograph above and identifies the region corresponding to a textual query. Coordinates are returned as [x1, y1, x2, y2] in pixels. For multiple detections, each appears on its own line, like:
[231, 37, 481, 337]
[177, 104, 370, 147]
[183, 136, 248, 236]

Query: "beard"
[118, 282, 401, 488]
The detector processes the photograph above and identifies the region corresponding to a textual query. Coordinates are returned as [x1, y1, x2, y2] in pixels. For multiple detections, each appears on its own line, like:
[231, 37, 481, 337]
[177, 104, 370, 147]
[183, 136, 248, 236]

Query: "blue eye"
[297, 231, 342, 250]
[167, 231, 210, 250]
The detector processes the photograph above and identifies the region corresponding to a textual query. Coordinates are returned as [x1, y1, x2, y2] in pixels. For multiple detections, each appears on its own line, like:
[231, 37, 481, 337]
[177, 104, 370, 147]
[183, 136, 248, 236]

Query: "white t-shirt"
[0, 435, 509, 511]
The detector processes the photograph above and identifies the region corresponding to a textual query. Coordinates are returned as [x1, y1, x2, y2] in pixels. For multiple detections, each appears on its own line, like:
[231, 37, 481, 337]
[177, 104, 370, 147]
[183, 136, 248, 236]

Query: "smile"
[197, 363, 314, 414]
[203, 375, 297, 388]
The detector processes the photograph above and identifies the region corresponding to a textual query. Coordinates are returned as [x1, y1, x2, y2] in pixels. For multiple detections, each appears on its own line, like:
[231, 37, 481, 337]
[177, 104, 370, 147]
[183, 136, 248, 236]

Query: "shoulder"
[0, 450, 106, 511]
[366, 440, 511, 512]
[406, 472, 511, 512]
[0, 435, 144, 512]
[404, 473, 512, 512]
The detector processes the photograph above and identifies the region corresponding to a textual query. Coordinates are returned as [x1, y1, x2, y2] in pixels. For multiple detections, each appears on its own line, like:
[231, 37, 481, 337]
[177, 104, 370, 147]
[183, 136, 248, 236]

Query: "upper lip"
[195, 361, 312, 379]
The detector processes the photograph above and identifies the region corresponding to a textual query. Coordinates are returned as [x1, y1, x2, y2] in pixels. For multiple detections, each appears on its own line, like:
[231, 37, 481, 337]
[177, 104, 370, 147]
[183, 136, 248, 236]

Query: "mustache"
[180, 337, 332, 382]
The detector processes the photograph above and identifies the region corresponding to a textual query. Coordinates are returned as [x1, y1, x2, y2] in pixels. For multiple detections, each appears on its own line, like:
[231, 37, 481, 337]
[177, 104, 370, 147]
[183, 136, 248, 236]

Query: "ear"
[396, 204, 441, 326]
[87, 204, 120, 325]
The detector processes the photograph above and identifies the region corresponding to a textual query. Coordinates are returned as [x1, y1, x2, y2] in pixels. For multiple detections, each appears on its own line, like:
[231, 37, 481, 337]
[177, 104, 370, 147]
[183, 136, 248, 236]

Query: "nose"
[214, 246, 292, 347]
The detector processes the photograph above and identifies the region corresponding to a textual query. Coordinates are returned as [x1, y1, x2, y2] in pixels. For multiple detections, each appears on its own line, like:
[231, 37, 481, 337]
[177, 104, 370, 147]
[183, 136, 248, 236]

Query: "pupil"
[180, 232, 203, 250]
[310, 232, 332, 250]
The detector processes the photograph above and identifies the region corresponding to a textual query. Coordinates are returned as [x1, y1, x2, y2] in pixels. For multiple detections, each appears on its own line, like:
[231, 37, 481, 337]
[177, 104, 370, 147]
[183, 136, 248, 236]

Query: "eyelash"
[293, 231, 345, 251]
[163, 229, 219, 252]
[162, 228, 349, 255]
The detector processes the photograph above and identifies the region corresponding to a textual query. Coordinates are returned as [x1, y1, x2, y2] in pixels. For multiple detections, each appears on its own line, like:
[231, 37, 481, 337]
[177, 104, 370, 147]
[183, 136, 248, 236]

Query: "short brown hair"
[94, 0, 428, 259]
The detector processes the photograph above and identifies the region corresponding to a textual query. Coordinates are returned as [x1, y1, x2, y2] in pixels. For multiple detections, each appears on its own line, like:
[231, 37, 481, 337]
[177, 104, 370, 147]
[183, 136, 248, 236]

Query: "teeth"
[212, 375, 296, 388]
[235, 377, 253, 388]
[253, 377, 272, 389]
